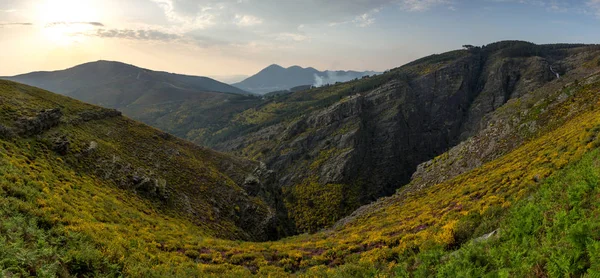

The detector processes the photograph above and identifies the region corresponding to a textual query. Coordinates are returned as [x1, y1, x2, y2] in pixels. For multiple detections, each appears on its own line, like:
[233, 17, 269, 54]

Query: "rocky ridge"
[213, 42, 600, 233]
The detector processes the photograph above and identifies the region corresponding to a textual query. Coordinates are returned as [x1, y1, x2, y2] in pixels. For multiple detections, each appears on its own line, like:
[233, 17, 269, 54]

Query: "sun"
[36, 0, 102, 46]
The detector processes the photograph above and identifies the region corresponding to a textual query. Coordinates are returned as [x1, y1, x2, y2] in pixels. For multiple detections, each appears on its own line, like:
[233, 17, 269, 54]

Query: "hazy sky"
[1, 0, 600, 82]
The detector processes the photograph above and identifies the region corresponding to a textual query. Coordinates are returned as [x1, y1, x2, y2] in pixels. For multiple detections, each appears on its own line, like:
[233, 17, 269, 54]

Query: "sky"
[1, 0, 600, 83]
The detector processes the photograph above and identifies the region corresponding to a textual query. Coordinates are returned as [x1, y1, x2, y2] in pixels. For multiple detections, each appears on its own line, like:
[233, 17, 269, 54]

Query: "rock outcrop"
[0, 124, 15, 139]
[16, 108, 62, 136]
[411, 49, 600, 192]
[52, 135, 70, 155]
[77, 108, 122, 122]
[213, 42, 600, 233]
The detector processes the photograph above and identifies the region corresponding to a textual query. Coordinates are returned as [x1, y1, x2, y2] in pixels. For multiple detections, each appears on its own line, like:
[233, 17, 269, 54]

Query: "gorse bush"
[428, 148, 600, 277]
[0, 146, 122, 277]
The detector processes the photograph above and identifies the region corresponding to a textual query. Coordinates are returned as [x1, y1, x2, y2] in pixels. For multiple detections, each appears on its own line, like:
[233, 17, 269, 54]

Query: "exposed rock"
[158, 132, 172, 140]
[473, 229, 500, 243]
[243, 175, 261, 196]
[410, 55, 600, 192]
[86, 141, 98, 153]
[238, 162, 293, 240]
[0, 124, 15, 139]
[131, 175, 170, 200]
[212, 44, 600, 233]
[16, 108, 62, 136]
[281, 118, 308, 141]
[77, 108, 122, 122]
[52, 135, 70, 155]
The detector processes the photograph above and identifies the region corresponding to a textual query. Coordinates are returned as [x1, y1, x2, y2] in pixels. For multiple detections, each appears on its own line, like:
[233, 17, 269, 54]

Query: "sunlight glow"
[36, 0, 102, 46]
[38, 0, 99, 23]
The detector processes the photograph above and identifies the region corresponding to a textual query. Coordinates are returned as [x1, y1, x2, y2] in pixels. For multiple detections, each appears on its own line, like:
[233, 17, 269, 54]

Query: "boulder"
[52, 135, 70, 155]
[16, 108, 62, 136]
[0, 124, 15, 139]
[77, 109, 122, 122]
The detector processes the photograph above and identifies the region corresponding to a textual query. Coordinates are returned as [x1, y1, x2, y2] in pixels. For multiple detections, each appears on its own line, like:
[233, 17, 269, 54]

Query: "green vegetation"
[3, 43, 600, 276]
[0, 137, 210, 276]
[217, 42, 600, 234]
[286, 178, 361, 233]
[2, 80, 286, 240]
[395, 147, 600, 277]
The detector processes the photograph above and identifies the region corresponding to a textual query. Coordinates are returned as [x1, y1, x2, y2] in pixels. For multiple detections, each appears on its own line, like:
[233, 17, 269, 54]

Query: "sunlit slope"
[191, 73, 600, 277]
[209, 42, 600, 234]
[0, 80, 290, 243]
[2, 66, 600, 276]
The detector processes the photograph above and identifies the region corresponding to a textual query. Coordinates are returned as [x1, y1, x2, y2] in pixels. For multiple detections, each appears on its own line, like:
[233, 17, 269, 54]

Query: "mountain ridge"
[0, 79, 295, 242]
[208, 41, 600, 233]
[5, 43, 599, 236]
[3, 60, 252, 107]
[2, 41, 600, 276]
[233, 64, 379, 94]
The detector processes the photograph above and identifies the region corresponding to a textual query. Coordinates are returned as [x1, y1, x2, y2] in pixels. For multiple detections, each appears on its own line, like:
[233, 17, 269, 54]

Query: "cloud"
[94, 29, 181, 41]
[588, 0, 600, 16]
[151, 0, 450, 32]
[91, 28, 236, 49]
[399, 0, 450, 11]
[151, 0, 217, 30]
[276, 32, 310, 42]
[353, 8, 381, 27]
[313, 71, 374, 87]
[0, 22, 32, 28]
[235, 14, 263, 27]
[46, 22, 105, 27]
[486, 0, 578, 13]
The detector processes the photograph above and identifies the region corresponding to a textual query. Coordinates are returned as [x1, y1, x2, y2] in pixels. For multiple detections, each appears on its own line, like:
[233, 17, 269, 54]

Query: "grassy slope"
[0, 80, 282, 276]
[2, 49, 600, 277]
[430, 147, 600, 277]
[0, 80, 276, 237]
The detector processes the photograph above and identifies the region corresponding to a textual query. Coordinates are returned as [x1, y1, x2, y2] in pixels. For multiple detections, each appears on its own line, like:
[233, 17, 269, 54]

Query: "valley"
[1, 41, 600, 277]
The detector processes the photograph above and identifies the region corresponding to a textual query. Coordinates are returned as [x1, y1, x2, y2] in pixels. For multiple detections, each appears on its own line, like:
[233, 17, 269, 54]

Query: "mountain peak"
[5, 60, 250, 100]
[85, 60, 130, 66]
[265, 64, 285, 70]
[72, 60, 139, 71]
[235, 64, 378, 94]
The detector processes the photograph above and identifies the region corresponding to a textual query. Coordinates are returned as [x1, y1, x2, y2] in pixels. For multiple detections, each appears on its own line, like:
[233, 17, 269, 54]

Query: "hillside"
[207, 42, 600, 233]
[1, 61, 267, 146]
[5, 42, 600, 237]
[232, 64, 378, 95]
[0, 80, 294, 243]
[4, 61, 250, 102]
[2, 44, 600, 276]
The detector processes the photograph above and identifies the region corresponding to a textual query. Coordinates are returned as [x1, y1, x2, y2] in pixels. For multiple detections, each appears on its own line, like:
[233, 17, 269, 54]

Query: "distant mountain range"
[232, 64, 380, 95]
[2, 60, 251, 109]
[1, 61, 263, 144]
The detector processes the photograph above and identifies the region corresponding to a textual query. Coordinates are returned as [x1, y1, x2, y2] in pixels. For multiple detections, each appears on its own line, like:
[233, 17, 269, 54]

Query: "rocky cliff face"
[213, 42, 600, 233]
[412, 46, 600, 192]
